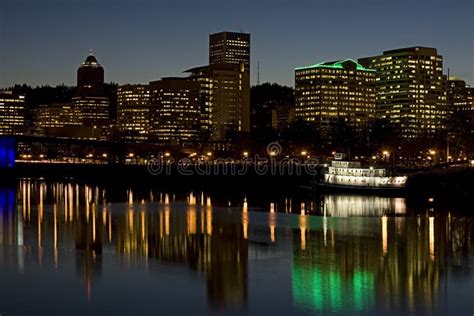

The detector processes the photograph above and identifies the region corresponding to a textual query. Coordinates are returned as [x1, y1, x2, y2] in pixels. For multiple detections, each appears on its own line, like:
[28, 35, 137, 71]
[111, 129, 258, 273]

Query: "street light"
[382, 150, 391, 165]
[243, 151, 249, 157]
[427, 149, 437, 165]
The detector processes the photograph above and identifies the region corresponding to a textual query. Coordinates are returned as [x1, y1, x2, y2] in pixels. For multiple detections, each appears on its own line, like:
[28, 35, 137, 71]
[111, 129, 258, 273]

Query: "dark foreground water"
[0, 180, 473, 315]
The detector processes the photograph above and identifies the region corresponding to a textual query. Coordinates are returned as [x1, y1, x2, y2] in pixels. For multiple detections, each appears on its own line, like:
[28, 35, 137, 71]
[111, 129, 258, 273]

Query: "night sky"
[1, 0, 473, 88]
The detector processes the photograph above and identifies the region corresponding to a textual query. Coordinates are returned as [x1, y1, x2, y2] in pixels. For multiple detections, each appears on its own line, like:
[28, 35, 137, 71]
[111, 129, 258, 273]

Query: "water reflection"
[1, 180, 248, 311]
[292, 215, 474, 314]
[320, 195, 407, 217]
[0, 180, 472, 315]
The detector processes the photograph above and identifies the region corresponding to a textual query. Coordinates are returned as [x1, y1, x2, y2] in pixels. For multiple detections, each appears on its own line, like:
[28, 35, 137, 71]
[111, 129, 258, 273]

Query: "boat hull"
[313, 182, 406, 196]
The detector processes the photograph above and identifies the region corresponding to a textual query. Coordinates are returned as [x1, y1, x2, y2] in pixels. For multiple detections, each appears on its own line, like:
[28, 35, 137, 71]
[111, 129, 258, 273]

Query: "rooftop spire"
[82, 51, 99, 66]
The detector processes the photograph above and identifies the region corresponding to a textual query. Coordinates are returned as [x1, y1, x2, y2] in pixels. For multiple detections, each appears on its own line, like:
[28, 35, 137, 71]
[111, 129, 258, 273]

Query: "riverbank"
[406, 167, 474, 208]
[7, 162, 316, 192]
[3, 163, 474, 208]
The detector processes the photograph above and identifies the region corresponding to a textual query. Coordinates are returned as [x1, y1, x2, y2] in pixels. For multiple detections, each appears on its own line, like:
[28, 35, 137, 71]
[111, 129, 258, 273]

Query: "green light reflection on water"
[292, 262, 375, 313]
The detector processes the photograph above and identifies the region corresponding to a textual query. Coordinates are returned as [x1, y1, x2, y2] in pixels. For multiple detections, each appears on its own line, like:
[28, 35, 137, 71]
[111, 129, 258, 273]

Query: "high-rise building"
[184, 66, 213, 139]
[295, 59, 376, 138]
[117, 84, 150, 142]
[75, 53, 105, 98]
[359, 47, 447, 139]
[208, 31, 251, 135]
[149, 78, 201, 144]
[209, 32, 250, 72]
[447, 78, 474, 113]
[72, 52, 110, 138]
[0, 91, 26, 135]
[186, 64, 250, 141]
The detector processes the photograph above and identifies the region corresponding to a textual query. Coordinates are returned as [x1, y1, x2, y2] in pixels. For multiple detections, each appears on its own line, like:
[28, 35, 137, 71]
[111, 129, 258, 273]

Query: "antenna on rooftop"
[257, 60, 260, 85]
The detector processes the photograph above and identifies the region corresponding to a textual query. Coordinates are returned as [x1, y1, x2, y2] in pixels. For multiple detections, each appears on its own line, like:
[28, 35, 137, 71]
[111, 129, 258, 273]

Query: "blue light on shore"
[0, 137, 16, 168]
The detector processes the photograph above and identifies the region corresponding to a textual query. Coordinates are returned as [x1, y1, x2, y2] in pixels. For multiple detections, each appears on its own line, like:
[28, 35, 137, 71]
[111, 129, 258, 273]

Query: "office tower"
[35, 103, 82, 134]
[186, 63, 250, 141]
[75, 52, 104, 98]
[209, 31, 250, 72]
[149, 78, 201, 144]
[117, 84, 150, 142]
[208, 31, 251, 134]
[447, 78, 474, 113]
[185, 66, 213, 140]
[359, 47, 447, 138]
[295, 59, 376, 138]
[72, 52, 110, 138]
[0, 91, 26, 135]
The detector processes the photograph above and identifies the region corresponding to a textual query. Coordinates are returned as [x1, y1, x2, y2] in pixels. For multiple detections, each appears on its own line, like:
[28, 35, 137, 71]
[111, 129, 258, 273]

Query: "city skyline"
[1, 2, 474, 315]
[1, 0, 473, 88]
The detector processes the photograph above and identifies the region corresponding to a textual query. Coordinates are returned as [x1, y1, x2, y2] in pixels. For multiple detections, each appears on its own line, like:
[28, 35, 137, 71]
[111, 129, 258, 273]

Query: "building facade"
[272, 105, 295, 131]
[447, 78, 474, 113]
[149, 78, 201, 144]
[35, 103, 102, 139]
[295, 59, 376, 138]
[184, 66, 212, 139]
[72, 53, 110, 138]
[0, 91, 25, 135]
[35, 103, 82, 131]
[117, 84, 150, 142]
[186, 64, 250, 141]
[208, 31, 251, 134]
[359, 47, 447, 139]
[209, 31, 250, 72]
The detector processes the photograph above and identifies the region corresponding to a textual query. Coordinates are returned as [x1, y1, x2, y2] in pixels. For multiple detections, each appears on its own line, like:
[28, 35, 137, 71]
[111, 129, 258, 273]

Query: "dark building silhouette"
[72, 52, 110, 139]
[272, 105, 295, 130]
[75, 53, 105, 98]
[250, 83, 295, 131]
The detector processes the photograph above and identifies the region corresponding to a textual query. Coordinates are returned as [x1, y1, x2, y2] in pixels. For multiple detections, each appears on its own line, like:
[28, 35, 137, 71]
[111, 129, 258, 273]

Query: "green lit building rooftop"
[295, 59, 376, 72]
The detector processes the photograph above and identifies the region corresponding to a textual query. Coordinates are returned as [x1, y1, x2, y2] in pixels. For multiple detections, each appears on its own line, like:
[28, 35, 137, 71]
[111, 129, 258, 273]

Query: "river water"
[0, 180, 472, 315]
